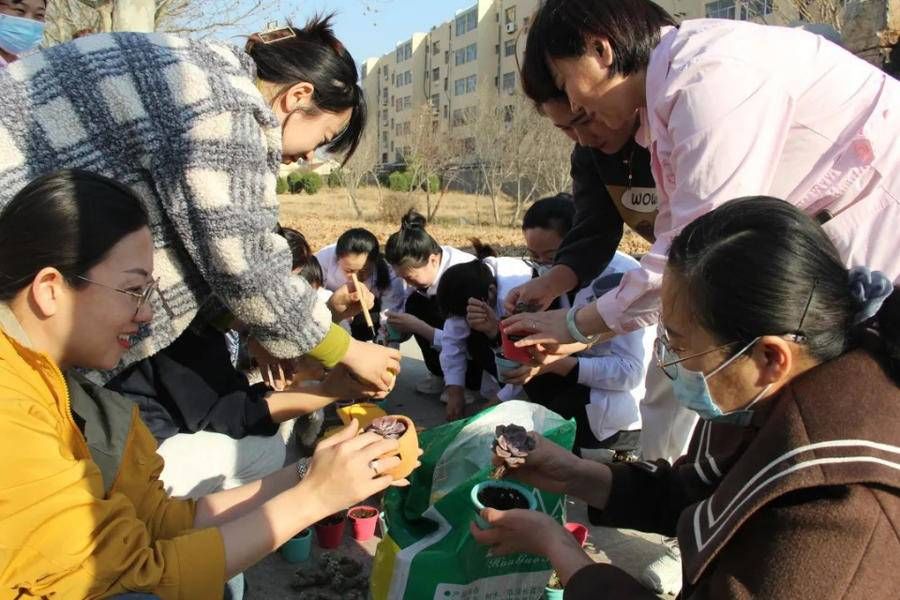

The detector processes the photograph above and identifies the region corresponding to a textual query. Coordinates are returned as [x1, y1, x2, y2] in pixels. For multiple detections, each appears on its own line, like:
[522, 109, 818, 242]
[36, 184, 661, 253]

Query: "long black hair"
[336, 227, 391, 291]
[385, 209, 442, 269]
[246, 13, 366, 163]
[0, 169, 149, 301]
[275, 224, 324, 287]
[522, 193, 575, 237]
[436, 239, 498, 318]
[668, 196, 900, 384]
[521, 0, 676, 106]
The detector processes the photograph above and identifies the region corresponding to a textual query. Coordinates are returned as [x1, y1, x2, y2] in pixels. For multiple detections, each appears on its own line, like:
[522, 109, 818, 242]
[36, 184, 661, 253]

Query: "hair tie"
[848, 266, 893, 325]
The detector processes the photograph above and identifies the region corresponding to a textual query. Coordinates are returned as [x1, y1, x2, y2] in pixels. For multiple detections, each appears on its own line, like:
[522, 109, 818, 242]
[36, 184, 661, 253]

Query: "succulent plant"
[365, 416, 407, 440]
[491, 424, 536, 478]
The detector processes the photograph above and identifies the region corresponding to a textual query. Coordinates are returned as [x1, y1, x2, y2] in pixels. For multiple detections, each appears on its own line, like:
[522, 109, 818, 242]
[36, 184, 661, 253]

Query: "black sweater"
[107, 322, 277, 443]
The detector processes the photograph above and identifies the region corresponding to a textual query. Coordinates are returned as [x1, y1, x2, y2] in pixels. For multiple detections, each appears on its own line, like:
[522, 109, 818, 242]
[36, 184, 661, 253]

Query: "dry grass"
[278, 187, 650, 257]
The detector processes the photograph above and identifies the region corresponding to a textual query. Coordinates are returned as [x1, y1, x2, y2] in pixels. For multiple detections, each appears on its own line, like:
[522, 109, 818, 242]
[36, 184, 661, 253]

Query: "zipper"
[46, 358, 91, 456]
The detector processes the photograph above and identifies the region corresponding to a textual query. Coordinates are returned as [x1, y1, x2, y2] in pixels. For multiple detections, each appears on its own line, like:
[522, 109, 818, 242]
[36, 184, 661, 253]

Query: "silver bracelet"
[296, 457, 311, 480]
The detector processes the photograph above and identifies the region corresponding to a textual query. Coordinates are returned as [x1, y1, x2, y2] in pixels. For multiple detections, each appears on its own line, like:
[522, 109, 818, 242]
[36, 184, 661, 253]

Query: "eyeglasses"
[75, 275, 171, 319]
[521, 255, 554, 270]
[653, 321, 738, 381]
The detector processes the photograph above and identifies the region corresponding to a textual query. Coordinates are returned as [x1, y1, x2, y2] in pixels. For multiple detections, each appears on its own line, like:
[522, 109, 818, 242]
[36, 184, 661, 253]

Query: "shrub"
[326, 169, 345, 188]
[300, 172, 323, 195]
[378, 193, 420, 223]
[388, 171, 411, 192]
[275, 176, 289, 194]
[426, 174, 440, 194]
[286, 171, 305, 194]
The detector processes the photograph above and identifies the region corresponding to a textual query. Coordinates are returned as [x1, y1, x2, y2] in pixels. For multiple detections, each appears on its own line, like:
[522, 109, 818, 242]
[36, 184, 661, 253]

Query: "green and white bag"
[371, 401, 575, 600]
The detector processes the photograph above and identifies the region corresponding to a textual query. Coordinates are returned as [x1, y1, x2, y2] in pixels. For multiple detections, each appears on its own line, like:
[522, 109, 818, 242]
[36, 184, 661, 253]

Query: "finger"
[481, 507, 507, 526]
[513, 333, 560, 348]
[316, 419, 359, 450]
[352, 433, 401, 457]
[470, 521, 502, 543]
[503, 288, 522, 315]
[368, 453, 402, 473]
[390, 478, 411, 487]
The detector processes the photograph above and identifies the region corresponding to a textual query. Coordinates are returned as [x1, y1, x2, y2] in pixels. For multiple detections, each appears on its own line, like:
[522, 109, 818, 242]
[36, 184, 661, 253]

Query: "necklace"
[622, 143, 637, 190]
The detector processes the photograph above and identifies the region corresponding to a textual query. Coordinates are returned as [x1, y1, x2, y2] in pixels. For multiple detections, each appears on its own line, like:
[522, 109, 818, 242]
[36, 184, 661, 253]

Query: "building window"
[745, 0, 774, 17]
[504, 39, 517, 57]
[431, 94, 440, 107]
[395, 41, 413, 62]
[452, 108, 464, 126]
[454, 74, 477, 96]
[455, 43, 478, 66]
[704, 0, 736, 18]
[504, 6, 516, 24]
[403, 96, 412, 109]
[503, 104, 515, 123]
[502, 71, 516, 92]
[466, 74, 477, 93]
[405, 71, 412, 85]
[432, 41, 440, 54]
[455, 8, 477, 36]
[403, 122, 411, 135]
[432, 67, 440, 80]
[444, 105, 449, 118]
[454, 78, 466, 96]
[382, 109, 388, 121]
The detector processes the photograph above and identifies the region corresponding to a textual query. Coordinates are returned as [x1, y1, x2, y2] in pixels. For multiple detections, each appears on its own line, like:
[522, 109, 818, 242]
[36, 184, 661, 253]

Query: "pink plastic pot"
[348, 505, 379, 542]
[564, 522, 589, 547]
[315, 513, 346, 549]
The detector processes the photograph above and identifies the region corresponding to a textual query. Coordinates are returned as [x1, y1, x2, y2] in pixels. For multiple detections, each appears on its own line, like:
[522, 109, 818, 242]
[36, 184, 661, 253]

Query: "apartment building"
[360, 0, 825, 166]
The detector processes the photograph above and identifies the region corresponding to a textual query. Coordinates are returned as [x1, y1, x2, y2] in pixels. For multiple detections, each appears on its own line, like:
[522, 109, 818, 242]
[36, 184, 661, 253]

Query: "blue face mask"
[669, 338, 771, 426]
[0, 14, 45, 57]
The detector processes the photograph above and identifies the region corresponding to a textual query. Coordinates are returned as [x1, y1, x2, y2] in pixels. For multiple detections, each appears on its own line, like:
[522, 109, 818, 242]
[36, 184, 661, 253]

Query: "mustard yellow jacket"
[0, 305, 225, 599]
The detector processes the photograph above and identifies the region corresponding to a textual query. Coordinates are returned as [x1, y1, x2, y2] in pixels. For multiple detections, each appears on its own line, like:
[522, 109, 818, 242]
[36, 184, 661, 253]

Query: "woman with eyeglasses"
[0, 13, 400, 394]
[0, 170, 410, 599]
[472, 197, 900, 599]
[466, 195, 654, 459]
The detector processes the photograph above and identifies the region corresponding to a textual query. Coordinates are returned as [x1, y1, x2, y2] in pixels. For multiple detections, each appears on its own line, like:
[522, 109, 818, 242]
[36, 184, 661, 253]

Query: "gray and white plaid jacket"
[0, 33, 333, 379]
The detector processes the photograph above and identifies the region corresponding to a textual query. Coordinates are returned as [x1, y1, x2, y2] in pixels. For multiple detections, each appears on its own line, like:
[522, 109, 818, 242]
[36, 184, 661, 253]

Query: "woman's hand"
[386, 310, 426, 335]
[494, 432, 581, 495]
[502, 362, 544, 386]
[445, 385, 466, 422]
[504, 268, 575, 316]
[299, 421, 406, 516]
[466, 298, 499, 338]
[328, 282, 375, 322]
[340, 338, 401, 392]
[501, 308, 575, 349]
[247, 338, 295, 391]
[290, 355, 327, 383]
[318, 364, 382, 400]
[470, 510, 593, 586]
[470, 509, 567, 556]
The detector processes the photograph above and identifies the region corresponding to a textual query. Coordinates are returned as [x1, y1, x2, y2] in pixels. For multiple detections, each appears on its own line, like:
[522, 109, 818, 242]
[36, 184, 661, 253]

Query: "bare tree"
[45, 0, 295, 44]
[766, 0, 844, 33]
[339, 129, 382, 219]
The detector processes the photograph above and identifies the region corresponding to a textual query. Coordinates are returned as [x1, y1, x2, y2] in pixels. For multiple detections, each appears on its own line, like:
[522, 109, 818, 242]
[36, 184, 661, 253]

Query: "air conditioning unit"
[505, 22, 516, 34]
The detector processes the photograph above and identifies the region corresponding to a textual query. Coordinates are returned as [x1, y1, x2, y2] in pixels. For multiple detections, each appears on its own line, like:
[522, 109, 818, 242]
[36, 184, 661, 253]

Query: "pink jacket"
[597, 19, 900, 334]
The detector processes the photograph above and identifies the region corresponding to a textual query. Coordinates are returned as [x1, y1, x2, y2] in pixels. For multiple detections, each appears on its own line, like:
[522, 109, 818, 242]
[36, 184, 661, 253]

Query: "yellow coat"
[0, 305, 225, 599]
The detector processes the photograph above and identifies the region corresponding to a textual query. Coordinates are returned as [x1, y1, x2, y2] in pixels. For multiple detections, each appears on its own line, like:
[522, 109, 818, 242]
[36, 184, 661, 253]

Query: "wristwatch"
[296, 457, 311, 480]
[566, 306, 600, 346]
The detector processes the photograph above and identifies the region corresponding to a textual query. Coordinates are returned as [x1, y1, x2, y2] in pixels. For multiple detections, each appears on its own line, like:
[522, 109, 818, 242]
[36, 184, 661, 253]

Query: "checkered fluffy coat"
[0, 33, 333, 379]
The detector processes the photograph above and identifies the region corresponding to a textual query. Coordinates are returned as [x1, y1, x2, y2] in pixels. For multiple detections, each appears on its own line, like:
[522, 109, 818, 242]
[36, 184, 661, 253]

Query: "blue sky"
[218, 0, 473, 63]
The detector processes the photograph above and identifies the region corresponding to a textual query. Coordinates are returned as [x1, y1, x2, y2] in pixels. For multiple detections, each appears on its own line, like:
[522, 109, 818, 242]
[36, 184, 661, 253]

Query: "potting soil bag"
[370, 400, 575, 600]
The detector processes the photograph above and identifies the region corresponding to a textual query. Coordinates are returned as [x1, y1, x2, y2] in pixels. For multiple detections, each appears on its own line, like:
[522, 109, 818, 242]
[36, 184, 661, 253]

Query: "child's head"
[436, 240, 498, 319]
[335, 227, 390, 290]
[275, 224, 322, 287]
[385, 209, 443, 289]
[522, 193, 575, 267]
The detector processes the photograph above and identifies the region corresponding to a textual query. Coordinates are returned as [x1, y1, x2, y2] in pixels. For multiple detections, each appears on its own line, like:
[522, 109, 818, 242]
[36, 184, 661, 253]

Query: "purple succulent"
[365, 416, 407, 440]
[491, 424, 536, 477]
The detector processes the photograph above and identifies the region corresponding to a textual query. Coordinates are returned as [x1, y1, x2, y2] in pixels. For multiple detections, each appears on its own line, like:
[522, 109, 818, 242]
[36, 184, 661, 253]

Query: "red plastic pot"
[564, 522, 589, 547]
[499, 325, 532, 363]
[315, 513, 346, 549]
[348, 505, 379, 542]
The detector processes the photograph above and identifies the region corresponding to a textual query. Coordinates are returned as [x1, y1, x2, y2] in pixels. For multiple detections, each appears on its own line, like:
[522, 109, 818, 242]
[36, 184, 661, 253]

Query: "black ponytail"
[385, 209, 442, 268]
[868, 287, 900, 385]
[523, 193, 575, 238]
[246, 13, 366, 163]
[437, 260, 495, 319]
[335, 227, 390, 291]
[469, 237, 498, 260]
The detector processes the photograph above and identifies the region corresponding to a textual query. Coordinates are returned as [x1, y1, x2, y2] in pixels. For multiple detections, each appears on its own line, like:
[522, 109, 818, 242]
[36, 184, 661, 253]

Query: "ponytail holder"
[848, 266, 893, 325]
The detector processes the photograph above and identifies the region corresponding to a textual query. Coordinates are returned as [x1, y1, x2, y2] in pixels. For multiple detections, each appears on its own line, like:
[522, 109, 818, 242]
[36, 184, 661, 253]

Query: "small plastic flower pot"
[348, 505, 380, 542]
[385, 323, 405, 343]
[279, 528, 312, 563]
[500, 325, 533, 364]
[544, 586, 565, 600]
[564, 522, 589, 547]
[470, 480, 538, 529]
[314, 513, 346, 549]
[367, 415, 420, 480]
[494, 352, 523, 384]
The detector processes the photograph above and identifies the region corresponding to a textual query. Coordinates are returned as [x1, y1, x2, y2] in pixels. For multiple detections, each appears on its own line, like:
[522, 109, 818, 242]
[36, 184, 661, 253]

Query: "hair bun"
[400, 209, 427, 231]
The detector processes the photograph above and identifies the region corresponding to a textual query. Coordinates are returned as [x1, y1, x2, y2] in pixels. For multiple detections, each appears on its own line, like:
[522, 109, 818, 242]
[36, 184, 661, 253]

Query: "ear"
[29, 267, 68, 318]
[586, 35, 615, 70]
[755, 336, 793, 387]
[280, 81, 315, 112]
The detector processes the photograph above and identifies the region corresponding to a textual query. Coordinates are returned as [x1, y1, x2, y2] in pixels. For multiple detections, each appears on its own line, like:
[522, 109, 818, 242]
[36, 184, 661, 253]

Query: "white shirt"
[396, 245, 476, 349]
[501, 252, 654, 441]
[440, 257, 534, 387]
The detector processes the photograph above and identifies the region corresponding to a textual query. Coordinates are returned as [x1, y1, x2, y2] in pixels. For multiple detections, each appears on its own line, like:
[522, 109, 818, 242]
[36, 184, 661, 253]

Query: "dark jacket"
[108, 321, 277, 443]
[554, 142, 656, 287]
[566, 350, 900, 599]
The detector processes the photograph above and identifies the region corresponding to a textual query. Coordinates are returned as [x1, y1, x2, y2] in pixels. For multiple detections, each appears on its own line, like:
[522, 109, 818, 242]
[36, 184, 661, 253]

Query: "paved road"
[245, 340, 669, 598]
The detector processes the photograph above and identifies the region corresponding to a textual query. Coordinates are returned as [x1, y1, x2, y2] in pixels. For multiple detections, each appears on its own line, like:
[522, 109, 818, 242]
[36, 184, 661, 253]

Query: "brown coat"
[566, 350, 900, 599]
